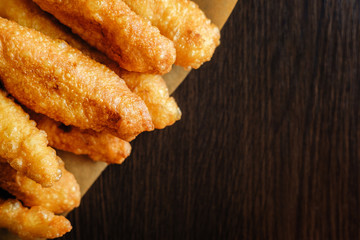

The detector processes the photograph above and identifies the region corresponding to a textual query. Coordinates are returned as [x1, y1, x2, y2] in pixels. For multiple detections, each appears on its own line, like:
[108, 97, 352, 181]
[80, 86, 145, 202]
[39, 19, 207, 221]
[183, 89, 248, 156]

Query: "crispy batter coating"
[0, 90, 61, 187]
[117, 71, 182, 128]
[33, 0, 176, 74]
[0, 198, 72, 239]
[122, 0, 220, 69]
[0, 160, 80, 214]
[31, 113, 131, 164]
[0, 17, 154, 141]
[0, 0, 89, 52]
[0, 0, 181, 129]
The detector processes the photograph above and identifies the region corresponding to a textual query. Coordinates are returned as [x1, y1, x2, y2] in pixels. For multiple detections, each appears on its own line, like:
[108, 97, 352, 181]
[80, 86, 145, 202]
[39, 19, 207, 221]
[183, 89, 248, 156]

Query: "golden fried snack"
[0, 198, 72, 239]
[0, 0, 88, 52]
[31, 113, 131, 164]
[33, 0, 176, 74]
[0, 90, 61, 187]
[0, 17, 154, 141]
[0, 0, 181, 129]
[0, 160, 80, 214]
[122, 0, 220, 69]
[117, 71, 181, 128]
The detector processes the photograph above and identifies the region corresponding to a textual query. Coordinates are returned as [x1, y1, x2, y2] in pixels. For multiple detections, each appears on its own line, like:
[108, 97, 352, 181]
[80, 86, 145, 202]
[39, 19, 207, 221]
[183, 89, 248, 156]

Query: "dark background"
[62, 1, 360, 239]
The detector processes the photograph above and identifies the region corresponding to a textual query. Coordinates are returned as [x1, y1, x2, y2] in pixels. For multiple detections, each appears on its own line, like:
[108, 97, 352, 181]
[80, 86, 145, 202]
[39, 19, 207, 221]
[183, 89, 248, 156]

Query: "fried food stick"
[0, 0, 181, 129]
[0, 198, 72, 239]
[33, 0, 176, 74]
[0, 17, 154, 141]
[0, 89, 61, 187]
[117, 71, 181, 128]
[0, 160, 80, 214]
[31, 113, 131, 164]
[122, 0, 220, 69]
[0, 0, 107, 60]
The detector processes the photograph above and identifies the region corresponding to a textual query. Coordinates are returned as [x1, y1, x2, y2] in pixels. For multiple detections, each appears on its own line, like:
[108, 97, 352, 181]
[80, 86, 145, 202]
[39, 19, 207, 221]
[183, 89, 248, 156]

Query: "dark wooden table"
[63, 1, 360, 239]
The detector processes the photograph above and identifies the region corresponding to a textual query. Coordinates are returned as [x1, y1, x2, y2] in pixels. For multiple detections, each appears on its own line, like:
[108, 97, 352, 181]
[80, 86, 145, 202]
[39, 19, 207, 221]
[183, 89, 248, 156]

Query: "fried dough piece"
[33, 0, 176, 74]
[31, 113, 131, 164]
[0, 160, 80, 214]
[117, 71, 181, 128]
[0, 199, 71, 239]
[122, 0, 220, 69]
[0, 0, 181, 129]
[0, 0, 103, 59]
[0, 18, 154, 141]
[0, 90, 61, 187]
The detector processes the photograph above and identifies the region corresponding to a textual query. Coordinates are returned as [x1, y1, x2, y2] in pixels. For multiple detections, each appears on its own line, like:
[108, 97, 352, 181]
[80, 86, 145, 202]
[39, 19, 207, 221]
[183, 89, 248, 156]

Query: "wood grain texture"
[59, 1, 360, 239]
[63, 0, 360, 239]
[1, 0, 360, 239]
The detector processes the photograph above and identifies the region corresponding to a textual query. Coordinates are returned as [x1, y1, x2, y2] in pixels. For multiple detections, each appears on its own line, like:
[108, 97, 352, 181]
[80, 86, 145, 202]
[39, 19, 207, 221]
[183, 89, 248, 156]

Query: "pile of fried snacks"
[0, 0, 220, 238]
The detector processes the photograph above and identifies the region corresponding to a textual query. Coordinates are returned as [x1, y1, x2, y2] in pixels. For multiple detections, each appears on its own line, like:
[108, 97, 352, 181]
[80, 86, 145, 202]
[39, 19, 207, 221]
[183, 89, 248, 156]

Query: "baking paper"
[0, 1, 237, 239]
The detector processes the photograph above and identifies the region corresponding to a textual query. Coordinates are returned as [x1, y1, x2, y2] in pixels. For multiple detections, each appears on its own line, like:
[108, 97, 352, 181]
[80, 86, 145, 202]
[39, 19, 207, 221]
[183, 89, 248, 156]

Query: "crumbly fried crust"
[0, 0, 181, 129]
[122, 0, 220, 69]
[31, 113, 131, 164]
[117, 71, 181, 129]
[0, 17, 154, 141]
[0, 0, 91, 53]
[0, 90, 61, 187]
[0, 160, 80, 214]
[0, 199, 72, 239]
[33, 0, 176, 74]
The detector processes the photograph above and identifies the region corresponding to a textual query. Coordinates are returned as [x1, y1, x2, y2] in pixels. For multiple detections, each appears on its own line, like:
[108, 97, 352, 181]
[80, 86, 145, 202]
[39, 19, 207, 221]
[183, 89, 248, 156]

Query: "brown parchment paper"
[0, 1, 237, 239]
[68, 0, 238, 198]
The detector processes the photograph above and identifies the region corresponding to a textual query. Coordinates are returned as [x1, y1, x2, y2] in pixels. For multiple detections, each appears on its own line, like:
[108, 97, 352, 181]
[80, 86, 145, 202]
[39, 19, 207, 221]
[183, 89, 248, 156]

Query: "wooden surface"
[60, 1, 360, 239]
